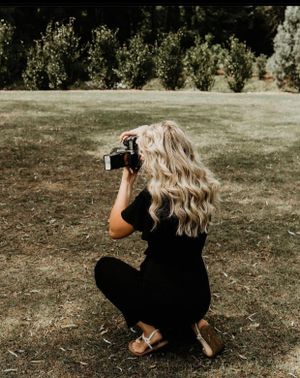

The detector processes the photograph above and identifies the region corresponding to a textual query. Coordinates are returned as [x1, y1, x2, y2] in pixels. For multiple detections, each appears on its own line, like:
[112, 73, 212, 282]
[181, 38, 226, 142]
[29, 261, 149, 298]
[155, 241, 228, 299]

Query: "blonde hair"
[136, 120, 220, 237]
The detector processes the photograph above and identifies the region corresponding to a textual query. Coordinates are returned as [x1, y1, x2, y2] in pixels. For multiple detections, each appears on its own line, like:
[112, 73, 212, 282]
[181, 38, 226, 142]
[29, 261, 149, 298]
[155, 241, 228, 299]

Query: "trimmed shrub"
[22, 39, 48, 90]
[87, 25, 119, 89]
[269, 6, 300, 91]
[184, 36, 218, 91]
[0, 20, 15, 88]
[294, 27, 300, 87]
[223, 35, 254, 92]
[256, 54, 268, 79]
[116, 34, 154, 89]
[156, 31, 185, 90]
[203, 34, 227, 72]
[23, 17, 81, 89]
[211, 43, 227, 72]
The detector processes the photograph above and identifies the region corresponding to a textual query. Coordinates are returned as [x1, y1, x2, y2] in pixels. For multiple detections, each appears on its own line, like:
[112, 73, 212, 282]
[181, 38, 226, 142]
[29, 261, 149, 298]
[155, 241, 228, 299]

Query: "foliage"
[269, 6, 300, 91]
[0, 19, 16, 87]
[23, 17, 81, 89]
[22, 39, 48, 90]
[256, 54, 268, 79]
[184, 36, 218, 91]
[116, 33, 154, 89]
[0, 7, 289, 90]
[203, 33, 227, 71]
[223, 35, 254, 92]
[87, 25, 119, 89]
[156, 31, 185, 90]
[0, 6, 287, 56]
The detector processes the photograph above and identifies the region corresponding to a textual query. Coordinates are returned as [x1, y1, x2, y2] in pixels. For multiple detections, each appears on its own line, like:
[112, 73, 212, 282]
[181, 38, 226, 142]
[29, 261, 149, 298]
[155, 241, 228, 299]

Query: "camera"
[103, 136, 142, 171]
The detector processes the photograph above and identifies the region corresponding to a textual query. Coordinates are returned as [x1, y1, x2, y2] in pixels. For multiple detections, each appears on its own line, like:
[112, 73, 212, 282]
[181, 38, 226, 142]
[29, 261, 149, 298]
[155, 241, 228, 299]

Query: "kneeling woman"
[95, 120, 224, 357]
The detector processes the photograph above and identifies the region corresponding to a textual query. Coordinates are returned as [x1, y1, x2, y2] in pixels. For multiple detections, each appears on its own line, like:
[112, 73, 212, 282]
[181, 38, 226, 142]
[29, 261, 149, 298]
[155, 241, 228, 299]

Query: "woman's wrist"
[121, 167, 137, 185]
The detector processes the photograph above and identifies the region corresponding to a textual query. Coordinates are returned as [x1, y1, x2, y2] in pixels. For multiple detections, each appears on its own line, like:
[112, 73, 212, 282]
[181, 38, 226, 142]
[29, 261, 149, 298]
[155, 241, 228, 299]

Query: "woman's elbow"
[107, 218, 134, 239]
[108, 227, 125, 239]
[108, 227, 119, 239]
[108, 225, 134, 239]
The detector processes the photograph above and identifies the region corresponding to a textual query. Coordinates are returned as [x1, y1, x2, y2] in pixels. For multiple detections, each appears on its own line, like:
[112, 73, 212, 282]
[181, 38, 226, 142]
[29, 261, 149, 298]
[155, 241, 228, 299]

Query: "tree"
[116, 34, 154, 89]
[184, 36, 218, 91]
[223, 35, 254, 92]
[256, 54, 267, 79]
[269, 6, 300, 91]
[156, 31, 185, 90]
[87, 25, 119, 89]
[23, 17, 81, 89]
[0, 19, 15, 87]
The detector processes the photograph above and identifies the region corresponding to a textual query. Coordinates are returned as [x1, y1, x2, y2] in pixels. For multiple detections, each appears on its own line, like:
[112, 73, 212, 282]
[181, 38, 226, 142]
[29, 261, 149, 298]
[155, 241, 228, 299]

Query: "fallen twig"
[103, 337, 112, 344]
[8, 350, 18, 358]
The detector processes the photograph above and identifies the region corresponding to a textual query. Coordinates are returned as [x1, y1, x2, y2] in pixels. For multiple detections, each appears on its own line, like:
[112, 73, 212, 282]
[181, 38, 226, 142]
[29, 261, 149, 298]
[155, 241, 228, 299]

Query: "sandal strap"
[141, 329, 160, 349]
[194, 322, 208, 343]
[194, 322, 201, 337]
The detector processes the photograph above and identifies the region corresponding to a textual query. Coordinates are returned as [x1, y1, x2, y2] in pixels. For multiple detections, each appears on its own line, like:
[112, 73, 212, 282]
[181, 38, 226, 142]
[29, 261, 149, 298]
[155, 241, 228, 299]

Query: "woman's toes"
[132, 339, 145, 353]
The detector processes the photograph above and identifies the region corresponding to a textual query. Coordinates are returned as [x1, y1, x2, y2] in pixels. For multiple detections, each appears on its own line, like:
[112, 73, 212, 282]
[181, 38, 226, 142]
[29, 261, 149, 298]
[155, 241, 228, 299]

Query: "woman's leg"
[94, 256, 165, 353]
[94, 255, 145, 328]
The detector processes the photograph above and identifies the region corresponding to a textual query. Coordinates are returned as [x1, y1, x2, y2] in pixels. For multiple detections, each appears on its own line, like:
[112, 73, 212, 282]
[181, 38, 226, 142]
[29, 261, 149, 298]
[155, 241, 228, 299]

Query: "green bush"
[23, 17, 81, 90]
[269, 6, 300, 91]
[156, 31, 185, 90]
[223, 35, 254, 92]
[116, 34, 154, 89]
[87, 25, 119, 89]
[184, 36, 217, 91]
[203, 34, 226, 72]
[0, 20, 15, 88]
[22, 39, 48, 90]
[256, 54, 268, 79]
[211, 43, 227, 72]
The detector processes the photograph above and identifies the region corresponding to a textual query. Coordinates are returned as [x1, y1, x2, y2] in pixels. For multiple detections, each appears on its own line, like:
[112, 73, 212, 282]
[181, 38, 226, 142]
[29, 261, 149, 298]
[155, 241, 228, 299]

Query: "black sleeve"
[121, 189, 149, 232]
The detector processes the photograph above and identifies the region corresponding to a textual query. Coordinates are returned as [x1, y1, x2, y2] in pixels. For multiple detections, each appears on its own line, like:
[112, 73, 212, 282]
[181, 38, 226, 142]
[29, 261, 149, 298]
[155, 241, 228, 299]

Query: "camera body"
[103, 136, 142, 171]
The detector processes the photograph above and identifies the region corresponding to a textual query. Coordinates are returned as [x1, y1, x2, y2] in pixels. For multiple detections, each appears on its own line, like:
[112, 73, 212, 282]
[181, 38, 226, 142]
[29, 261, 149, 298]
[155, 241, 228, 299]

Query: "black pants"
[94, 255, 210, 334]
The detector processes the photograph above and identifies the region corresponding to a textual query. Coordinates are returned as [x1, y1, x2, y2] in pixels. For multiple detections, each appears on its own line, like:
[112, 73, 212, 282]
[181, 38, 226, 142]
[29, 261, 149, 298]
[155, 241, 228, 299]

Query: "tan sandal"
[128, 329, 169, 357]
[193, 321, 224, 358]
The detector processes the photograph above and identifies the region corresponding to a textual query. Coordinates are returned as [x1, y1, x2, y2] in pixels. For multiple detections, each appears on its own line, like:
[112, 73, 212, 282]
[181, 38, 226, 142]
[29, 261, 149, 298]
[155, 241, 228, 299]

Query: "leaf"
[103, 338, 112, 344]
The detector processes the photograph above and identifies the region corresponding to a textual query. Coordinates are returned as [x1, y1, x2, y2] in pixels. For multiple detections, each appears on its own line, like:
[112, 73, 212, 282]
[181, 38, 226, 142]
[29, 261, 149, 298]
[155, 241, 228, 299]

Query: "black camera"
[103, 136, 142, 171]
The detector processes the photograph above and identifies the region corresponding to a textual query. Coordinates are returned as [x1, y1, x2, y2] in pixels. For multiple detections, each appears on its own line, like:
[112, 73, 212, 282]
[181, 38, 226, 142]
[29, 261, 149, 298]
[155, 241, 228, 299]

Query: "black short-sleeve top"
[121, 187, 207, 267]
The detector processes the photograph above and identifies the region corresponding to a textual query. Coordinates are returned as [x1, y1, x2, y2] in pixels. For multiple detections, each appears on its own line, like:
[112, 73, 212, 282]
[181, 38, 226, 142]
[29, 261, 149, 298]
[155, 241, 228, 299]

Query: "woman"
[95, 120, 224, 357]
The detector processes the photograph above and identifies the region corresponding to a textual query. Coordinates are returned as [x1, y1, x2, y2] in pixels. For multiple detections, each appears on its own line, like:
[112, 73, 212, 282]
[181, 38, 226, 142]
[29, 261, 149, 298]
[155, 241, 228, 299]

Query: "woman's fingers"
[119, 130, 137, 142]
[119, 125, 148, 142]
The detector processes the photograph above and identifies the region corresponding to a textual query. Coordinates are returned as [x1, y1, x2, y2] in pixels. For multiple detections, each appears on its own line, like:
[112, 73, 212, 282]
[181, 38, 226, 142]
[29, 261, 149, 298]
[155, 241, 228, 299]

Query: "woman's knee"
[94, 256, 117, 287]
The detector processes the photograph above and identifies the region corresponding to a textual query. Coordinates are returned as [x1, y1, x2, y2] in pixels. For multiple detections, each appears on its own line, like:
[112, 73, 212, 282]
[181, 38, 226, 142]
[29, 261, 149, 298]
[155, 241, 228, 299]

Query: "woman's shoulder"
[134, 187, 151, 205]
[140, 186, 151, 197]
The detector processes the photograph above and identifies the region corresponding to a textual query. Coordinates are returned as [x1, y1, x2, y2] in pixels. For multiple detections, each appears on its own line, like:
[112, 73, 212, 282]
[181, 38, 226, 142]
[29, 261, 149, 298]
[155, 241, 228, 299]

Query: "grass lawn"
[0, 90, 299, 377]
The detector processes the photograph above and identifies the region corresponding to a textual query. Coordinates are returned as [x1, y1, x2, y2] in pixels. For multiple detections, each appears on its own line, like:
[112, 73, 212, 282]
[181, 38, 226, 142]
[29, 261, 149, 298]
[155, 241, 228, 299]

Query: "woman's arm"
[108, 167, 137, 239]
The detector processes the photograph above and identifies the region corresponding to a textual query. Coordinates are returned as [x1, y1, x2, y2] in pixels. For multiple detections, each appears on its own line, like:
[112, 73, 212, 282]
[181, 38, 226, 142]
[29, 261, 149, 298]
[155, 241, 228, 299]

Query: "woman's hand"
[119, 129, 138, 143]
[119, 125, 148, 143]
[121, 166, 138, 186]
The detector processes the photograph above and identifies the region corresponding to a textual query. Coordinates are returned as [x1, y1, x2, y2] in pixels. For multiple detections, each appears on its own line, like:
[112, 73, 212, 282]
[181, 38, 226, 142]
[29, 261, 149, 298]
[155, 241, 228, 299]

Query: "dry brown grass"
[0, 90, 299, 377]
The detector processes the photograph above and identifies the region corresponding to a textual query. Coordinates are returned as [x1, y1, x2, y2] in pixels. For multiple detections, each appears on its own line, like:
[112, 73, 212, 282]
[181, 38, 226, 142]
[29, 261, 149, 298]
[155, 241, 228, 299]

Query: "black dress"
[94, 187, 211, 333]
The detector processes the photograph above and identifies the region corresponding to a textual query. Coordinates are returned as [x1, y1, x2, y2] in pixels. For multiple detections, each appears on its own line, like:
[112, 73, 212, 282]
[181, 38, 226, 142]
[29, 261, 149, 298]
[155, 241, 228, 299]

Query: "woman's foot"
[130, 329, 163, 354]
[192, 319, 224, 358]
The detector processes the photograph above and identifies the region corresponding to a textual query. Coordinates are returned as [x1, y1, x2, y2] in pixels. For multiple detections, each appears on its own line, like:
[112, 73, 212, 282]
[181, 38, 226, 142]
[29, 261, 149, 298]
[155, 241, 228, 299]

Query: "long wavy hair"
[136, 120, 220, 237]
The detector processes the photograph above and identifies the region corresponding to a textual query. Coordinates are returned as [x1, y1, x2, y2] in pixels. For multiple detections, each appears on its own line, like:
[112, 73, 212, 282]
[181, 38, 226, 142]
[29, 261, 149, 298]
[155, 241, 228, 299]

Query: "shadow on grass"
[48, 302, 299, 377]
[2, 284, 298, 378]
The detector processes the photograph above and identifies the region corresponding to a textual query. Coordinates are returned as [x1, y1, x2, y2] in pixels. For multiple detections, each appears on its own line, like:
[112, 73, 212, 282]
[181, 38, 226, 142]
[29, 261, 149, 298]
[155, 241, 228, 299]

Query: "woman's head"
[137, 120, 195, 172]
[136, 120, 220, 237]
